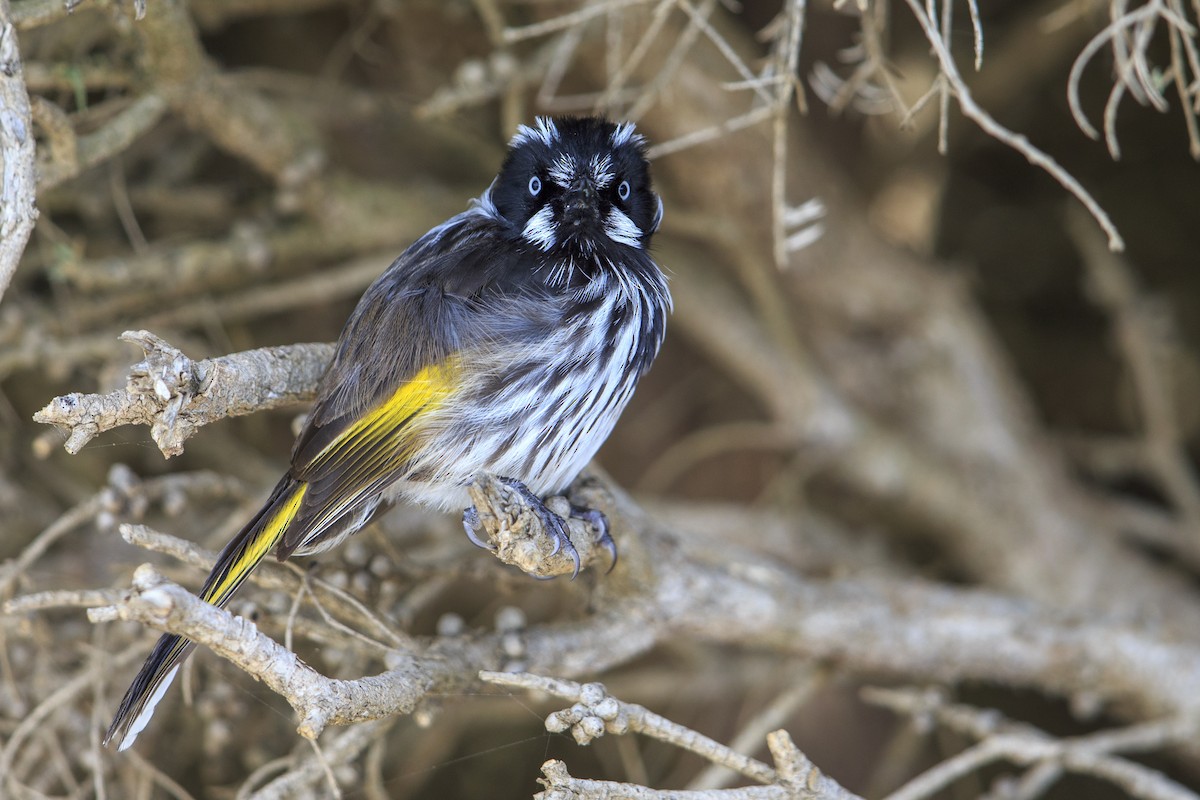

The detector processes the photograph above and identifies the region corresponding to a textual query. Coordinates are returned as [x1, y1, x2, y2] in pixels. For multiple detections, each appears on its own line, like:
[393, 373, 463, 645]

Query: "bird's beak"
[563, 178, 599, 225]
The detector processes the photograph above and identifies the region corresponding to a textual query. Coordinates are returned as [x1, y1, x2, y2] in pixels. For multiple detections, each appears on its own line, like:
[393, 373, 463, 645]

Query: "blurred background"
[2, 0, 1199, 797]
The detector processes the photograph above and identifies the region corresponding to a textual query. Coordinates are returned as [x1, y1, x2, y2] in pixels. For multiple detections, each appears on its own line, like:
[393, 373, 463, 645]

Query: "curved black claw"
[570, 505, 617, 571]
[462, 506, 495, 551]
[498, 477, 580, 578]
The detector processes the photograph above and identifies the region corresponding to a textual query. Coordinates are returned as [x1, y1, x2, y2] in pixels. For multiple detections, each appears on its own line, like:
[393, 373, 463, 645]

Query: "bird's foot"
[496, 477, 580, 578]
[463, 477, 582, 578]
[462, 506, 495, 552]
[568, 504, 617, 571]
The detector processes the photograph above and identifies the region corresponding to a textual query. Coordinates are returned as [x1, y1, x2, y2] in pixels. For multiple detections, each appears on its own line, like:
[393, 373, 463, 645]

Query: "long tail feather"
[104, 478, 308, 750]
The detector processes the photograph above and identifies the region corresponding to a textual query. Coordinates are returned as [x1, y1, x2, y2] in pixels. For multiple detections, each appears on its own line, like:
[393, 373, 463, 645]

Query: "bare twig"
[538, 760, 792, 800]
[488, 672, 862, 799]
[118, 523, 411, 651]
[87, 565, 429, 741]
[121, 749, 199, 800]
[244, 720, 394, 800]
[33, 331, 335, 457]
[502, 0, 653, 44]
[481, 672, 779, 784]
[0, 467, 243, 597]
[689, 674, 824, 791]
[36, 94, 168, 190]
[0, 642, 145, 797]
[900, 0, 1126, 250]
[868, 688, 1200, 800]
[1068, 0, 1199, 160]
[1069, 206, 1200, 532]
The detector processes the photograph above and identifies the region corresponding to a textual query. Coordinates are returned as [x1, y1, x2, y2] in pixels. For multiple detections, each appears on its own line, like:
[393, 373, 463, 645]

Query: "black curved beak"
[563, 178, 598, 226]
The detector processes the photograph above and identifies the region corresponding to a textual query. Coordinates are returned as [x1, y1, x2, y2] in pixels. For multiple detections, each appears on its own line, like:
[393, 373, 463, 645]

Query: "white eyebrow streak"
[548, 153, 575, 188]
[522, 205, 557, 251]
[604, 208, 642, 248]
[610, 121, 644, 148]
[589, 154, 614, 188]
[511, 117, 560, 148]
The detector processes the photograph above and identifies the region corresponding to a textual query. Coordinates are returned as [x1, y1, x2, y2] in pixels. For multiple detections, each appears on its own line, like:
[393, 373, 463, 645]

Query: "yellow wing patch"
[200, 483, 307, 606]
[310, 359, 463, 469]
[296, 358, 464, 536]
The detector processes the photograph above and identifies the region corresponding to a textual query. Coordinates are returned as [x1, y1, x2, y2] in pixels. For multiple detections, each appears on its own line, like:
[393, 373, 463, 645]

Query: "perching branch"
[70, 471, 1200, 752]
[467, 473, 615, 578]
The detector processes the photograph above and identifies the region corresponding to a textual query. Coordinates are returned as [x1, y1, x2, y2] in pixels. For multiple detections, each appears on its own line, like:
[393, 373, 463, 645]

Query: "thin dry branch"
[482, 672, 779, 784]
[243, 720, 395, 800]
[899, 0, 1125, 250]
[688, 676, 824, 791]
[1067, 0, 1200, 160]
[868, 688, 1200, 800]
[35, 93, 168, 191]
[0, 642, 146, 796]
[501, 0, 654, 44]
[492, 672, 863, 800]
[117, 523, 411, 652]
[87, 565, 432, 742]
[1070, 207, 1200, 532]
[0, 467, 243, 598]
[33, 331, 335, 457]
[537, 752, 853, 800]
[538, 760, 793, 800]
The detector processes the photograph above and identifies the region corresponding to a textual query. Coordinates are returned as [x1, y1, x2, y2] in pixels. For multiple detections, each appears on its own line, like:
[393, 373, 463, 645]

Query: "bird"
[104, 116, 671, 751]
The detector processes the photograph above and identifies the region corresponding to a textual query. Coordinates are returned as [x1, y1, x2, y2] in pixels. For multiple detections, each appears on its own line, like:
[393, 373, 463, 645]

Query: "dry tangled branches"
[1, 0, 1199, 798]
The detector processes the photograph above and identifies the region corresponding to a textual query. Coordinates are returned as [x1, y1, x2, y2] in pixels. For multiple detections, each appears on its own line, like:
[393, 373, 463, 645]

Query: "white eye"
[528, 175, 542, 196]
[617, 180, 631, 201]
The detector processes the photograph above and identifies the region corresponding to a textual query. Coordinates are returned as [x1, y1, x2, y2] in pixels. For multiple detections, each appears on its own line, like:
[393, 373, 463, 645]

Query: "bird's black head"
[491, 117, 662, 256]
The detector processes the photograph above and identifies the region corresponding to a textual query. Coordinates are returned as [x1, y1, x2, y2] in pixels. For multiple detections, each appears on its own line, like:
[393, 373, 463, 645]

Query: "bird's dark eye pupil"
[618, 180, 630, 201]
[529, 176, 541, 196]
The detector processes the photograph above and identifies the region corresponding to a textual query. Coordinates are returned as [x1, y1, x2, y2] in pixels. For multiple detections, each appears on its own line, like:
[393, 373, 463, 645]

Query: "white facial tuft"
[589, 154, 614, 189]
[610, 121, 644, 148]
[522, 205, 557, 251]
[604, 208, 643, 248]
[549, 153, 575, 189]
[511, 117, 560, 148]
